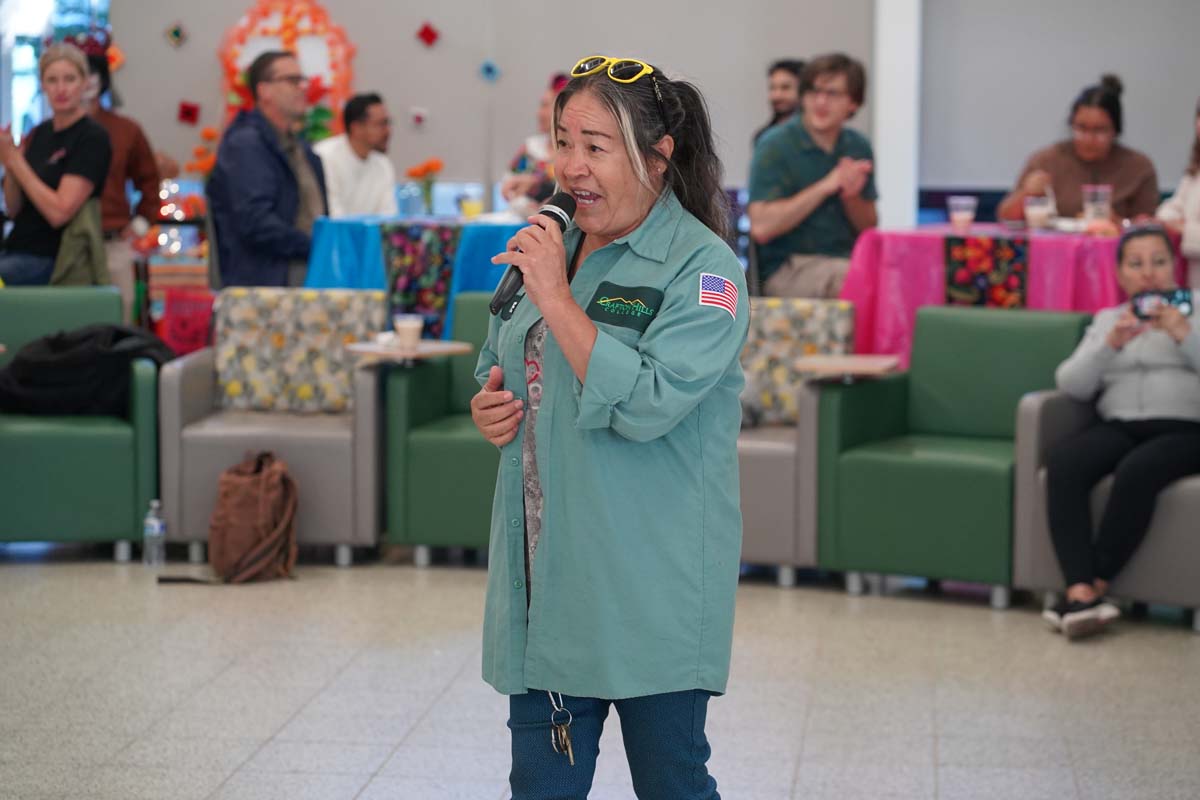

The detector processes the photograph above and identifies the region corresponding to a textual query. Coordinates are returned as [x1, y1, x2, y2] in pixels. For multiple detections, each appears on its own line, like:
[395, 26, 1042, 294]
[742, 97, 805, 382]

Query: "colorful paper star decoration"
[416, 22, 440, 47]
[165, 23, 187, 48]
[177, 101, 200, 125]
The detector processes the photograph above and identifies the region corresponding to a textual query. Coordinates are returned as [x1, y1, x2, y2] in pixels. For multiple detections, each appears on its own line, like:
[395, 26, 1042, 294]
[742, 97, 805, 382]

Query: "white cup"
[947, 195, 977, 232]
[392, 314, 424, 351]
[1024, 195, 1054, 229]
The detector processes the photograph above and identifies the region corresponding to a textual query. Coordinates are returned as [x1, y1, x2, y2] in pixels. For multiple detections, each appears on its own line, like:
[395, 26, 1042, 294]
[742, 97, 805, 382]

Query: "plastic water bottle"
[143, 499, 166, 567]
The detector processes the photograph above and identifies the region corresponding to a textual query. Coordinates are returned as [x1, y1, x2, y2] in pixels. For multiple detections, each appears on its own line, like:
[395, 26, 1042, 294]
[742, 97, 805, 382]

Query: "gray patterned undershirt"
[521, 319, 548, 596]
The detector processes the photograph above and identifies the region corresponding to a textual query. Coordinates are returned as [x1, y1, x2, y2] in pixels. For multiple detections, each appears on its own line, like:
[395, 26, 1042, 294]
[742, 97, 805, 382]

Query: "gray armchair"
[158, 287, 387, 566]
[737, 297, 854, 585]
[1014, 390, 1200, 630]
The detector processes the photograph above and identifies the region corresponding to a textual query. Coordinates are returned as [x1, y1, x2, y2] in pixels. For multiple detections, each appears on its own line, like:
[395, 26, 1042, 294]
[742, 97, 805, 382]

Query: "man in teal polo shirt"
[748, 53, 878, 297]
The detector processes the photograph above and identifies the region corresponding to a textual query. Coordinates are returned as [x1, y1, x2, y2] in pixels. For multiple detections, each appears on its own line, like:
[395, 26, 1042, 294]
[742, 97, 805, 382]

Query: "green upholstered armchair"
[0, 287, 156, 560]
[384, 292, 496, 564]
[810, 306, 1088, 607]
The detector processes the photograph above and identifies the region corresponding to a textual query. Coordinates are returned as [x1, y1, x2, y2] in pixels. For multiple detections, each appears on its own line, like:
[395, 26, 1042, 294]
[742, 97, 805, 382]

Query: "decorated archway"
[217, 0, 355, 141]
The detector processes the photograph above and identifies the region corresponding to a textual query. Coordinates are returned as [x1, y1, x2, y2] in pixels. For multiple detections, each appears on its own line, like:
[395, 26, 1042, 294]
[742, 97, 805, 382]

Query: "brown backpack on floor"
[207, 451, 299, 583]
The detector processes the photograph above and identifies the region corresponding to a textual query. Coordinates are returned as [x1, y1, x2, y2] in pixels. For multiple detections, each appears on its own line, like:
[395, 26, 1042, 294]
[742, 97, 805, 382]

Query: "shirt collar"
[264, 115, 297, 153]
[791, 117, 851, 154]
[565, 190, 683, 265]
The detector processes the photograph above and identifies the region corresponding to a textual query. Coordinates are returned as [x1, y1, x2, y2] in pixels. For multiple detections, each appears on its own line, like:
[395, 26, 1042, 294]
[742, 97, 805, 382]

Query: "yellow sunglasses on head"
[571, 55, 655, 83]
[569, 56, 670, 132]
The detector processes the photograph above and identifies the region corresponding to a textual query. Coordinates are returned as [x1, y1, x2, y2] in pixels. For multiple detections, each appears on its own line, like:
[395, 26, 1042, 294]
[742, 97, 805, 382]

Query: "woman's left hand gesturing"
[1150, 305, 1192, 343]
[491, 214, 571, 311]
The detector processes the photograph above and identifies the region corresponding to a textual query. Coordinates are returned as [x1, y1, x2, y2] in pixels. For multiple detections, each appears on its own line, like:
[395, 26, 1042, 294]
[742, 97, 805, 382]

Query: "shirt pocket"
[594, 320, 643, 349]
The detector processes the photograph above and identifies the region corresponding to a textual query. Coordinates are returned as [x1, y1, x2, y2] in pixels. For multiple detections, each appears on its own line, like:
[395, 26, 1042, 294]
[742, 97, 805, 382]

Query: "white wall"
[921, 0, 1200, 190]
[872, 0, 921, 227]
[110, 0, 874, 189]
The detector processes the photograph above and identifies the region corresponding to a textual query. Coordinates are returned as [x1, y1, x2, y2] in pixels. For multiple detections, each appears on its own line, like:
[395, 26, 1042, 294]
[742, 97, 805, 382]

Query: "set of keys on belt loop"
[548, 691, 574, 766]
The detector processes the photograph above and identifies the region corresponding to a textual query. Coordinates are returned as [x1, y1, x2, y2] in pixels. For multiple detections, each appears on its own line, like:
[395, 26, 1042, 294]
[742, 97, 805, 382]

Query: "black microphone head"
[538, 192, 577, 231]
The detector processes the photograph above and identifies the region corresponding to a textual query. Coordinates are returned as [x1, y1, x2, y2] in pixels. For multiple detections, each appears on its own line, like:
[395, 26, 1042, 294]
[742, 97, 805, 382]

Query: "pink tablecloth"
[841, 224, 1188, 366]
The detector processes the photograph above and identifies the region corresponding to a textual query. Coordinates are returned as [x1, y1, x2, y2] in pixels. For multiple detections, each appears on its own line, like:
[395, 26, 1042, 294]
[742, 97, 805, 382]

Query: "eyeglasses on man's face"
[269, 73, 309, 88]
[805, 87, 849, 102]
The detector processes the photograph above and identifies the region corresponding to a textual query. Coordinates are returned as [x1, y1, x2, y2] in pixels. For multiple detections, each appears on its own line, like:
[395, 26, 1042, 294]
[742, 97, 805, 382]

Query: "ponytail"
[659, 80, 730, 240]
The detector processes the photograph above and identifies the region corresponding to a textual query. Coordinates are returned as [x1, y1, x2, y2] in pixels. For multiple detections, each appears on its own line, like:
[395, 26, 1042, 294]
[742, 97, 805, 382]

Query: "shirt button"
[511, 519, 520, 528]
[514, 579, 524, 589]
[510, 457, 519, 466]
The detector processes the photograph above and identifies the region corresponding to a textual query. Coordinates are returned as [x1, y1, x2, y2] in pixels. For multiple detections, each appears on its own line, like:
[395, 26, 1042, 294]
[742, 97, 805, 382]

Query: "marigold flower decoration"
[406, 158, 444, 213]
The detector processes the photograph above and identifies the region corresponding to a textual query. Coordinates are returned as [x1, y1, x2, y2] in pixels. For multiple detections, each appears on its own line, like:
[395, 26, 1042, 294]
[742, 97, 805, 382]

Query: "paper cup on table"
[1082, 184, 1112, 222]
[1024, 195, 1054, 229]
[392, 314, 425, 352]
[947, 196, 977, 232]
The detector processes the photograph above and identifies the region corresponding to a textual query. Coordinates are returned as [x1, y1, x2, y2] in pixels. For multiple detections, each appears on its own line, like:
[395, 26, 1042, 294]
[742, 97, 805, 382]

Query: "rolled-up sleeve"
[576, 254, 750, 442]
[474, 316, 502, 387]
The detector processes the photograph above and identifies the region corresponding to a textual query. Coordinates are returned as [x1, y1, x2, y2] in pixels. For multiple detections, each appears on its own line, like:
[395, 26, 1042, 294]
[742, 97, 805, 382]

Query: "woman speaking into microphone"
[470, 55, 748, 799]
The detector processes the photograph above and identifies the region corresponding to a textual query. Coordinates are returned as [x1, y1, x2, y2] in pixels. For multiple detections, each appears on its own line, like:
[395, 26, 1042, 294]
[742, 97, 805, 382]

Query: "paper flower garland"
[218, 0, 355, 139]
[184, 126, 220, 176]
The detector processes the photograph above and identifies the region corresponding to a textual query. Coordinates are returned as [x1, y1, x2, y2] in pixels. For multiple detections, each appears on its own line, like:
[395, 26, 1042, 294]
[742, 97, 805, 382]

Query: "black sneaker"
[1062, 599, 1111, 640]
[1095, 599, 1121, 624]
[1042, 598, 1071, 632]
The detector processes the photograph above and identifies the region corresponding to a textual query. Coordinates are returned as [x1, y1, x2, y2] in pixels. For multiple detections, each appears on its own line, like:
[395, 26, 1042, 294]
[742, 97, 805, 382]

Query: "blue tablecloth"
[305, 215, 522, 338]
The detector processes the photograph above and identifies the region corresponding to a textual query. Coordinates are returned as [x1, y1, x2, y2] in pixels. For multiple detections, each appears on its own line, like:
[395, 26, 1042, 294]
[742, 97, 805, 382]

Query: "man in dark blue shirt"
[208, 51, 327, 287]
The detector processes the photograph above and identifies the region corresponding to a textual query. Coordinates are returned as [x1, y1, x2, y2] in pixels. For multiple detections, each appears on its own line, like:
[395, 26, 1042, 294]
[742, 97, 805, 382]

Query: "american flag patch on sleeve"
[698, 272, 738, 319]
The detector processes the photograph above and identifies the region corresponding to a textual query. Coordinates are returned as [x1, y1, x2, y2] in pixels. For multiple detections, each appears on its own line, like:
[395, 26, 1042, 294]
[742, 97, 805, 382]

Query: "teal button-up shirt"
[475, 191, 750, 700]
[748, 115, 878, 282]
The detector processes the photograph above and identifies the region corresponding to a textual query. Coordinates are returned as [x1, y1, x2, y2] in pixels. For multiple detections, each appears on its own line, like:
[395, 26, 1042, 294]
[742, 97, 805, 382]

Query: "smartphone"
[1131, 289, 1193, 319]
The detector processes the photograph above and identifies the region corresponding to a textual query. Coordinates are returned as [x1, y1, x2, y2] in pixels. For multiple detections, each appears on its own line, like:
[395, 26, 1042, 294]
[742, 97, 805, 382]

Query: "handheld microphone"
[489, 191, 578, 315]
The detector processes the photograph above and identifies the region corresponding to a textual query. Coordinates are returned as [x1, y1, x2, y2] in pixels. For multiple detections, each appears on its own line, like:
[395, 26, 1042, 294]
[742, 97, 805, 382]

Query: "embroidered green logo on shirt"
[586, 282, 664, 333]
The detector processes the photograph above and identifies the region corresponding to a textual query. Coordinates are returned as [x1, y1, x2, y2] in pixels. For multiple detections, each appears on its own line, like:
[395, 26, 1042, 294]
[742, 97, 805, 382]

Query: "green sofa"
[0, 287, 157, 560]
[812, 306, 1088, 606]
[384, 292, 496, 562]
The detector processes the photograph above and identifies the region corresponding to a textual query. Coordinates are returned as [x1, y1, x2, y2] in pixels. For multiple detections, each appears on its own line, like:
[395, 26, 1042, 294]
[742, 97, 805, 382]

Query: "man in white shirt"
[314, 93, 399, 217]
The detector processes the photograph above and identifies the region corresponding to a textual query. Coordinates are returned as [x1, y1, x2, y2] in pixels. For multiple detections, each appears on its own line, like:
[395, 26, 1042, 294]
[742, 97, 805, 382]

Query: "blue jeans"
[0, 252, 55, 285]
[508, 689, 720, 800]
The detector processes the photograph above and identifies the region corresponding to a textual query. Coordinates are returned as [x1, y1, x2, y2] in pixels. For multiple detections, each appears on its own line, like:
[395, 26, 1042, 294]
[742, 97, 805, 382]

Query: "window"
[1, 0, 110, 140]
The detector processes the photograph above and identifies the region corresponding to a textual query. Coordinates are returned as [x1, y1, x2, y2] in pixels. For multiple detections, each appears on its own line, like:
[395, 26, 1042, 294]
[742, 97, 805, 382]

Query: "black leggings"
[1045, 418, 1200, 587]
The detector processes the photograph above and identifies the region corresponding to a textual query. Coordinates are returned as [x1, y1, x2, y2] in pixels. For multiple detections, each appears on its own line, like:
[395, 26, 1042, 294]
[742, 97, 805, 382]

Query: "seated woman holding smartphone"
[1045, 224, 1200, 639]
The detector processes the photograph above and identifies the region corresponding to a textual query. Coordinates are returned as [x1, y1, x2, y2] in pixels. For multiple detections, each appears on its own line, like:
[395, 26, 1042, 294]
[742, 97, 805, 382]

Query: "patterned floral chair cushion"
[213, 288, 388, 413]
[740, 297, 855, 426]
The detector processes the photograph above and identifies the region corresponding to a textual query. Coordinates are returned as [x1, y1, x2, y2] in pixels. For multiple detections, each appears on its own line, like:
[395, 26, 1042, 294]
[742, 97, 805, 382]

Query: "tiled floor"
[2, 553, 1199, 799]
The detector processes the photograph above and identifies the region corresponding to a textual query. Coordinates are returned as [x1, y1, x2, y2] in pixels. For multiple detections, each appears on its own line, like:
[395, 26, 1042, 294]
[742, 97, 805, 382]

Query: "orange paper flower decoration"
[106, 44, 125, 72]
[405, 158, 444, 180]
[218, 0, 355, 131]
